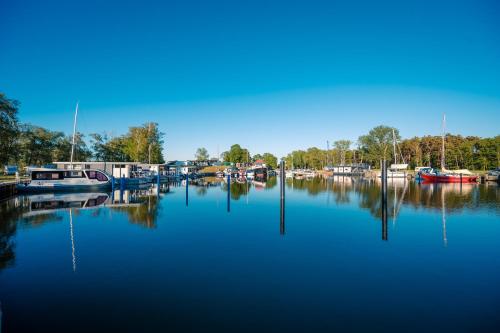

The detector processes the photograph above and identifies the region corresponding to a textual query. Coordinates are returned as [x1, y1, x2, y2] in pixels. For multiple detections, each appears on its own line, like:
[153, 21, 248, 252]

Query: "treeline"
[285, 125, 499, 170]
[194, 144, 279, 169]
[220, 144, 278, 169]
[0, 93, 165, 168]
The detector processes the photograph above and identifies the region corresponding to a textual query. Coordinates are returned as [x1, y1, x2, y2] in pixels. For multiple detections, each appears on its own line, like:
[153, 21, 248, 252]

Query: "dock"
[0, 180, 29, 200]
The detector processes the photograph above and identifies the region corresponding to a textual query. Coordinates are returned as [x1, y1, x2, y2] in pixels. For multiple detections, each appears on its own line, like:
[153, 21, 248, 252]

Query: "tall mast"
[441, 113, 446, 169]
[70, 102, 79, 169]
[392, 128, 397, 164]
[326, 140, 330, 166]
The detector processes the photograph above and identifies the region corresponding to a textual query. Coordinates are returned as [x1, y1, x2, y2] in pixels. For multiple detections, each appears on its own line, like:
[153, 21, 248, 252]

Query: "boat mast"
[70, 102, 79, 169]
[441, 113, 446, 169]
[392, 129, 397, 164]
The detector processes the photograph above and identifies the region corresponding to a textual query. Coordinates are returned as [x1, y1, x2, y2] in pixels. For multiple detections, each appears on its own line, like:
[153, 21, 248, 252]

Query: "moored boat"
[420, 171, 478, 183]
[16, 168, 112, 192]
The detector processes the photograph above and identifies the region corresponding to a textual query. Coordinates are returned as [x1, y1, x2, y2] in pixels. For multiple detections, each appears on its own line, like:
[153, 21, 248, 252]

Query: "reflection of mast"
[69, 209, 77, 272]
[441, 187, 448, 247]
[392, 180, 408, 226]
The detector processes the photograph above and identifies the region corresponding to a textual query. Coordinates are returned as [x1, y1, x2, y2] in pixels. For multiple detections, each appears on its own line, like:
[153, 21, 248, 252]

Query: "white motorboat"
[17, 168, 112, 192]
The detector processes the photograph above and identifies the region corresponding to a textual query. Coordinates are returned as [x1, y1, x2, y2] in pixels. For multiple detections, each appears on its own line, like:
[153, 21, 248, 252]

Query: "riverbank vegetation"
[285, 125, 499, 171]
[0, 93, 165, 168]
[220, 144, 278, 169]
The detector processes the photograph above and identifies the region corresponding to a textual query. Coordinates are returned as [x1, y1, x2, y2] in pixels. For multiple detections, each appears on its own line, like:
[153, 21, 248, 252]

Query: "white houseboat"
[17, 168, 112, 192]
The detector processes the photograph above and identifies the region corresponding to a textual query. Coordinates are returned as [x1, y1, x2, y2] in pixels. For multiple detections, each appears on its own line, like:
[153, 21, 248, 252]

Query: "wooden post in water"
[157, 174, 160, 198]
[227, 174, 231, 212]
[381, 159, 388, 241]
[280, 160, 285, 235]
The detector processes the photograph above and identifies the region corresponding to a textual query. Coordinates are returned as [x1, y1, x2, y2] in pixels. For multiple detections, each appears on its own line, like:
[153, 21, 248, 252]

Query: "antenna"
[70, 101, 79, 169]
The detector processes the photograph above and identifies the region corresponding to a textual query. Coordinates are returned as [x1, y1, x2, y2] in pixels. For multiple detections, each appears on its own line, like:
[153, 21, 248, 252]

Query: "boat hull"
[16, 182, 112, 193]
[420, 173, 478, 183]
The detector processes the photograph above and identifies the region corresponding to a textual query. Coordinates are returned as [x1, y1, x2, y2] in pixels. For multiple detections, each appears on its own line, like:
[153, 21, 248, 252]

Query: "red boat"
[420, 172, 478, 183]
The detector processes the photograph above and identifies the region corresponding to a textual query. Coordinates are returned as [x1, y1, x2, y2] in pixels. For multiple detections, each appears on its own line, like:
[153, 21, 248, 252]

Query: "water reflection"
[0, 179, 498, 271]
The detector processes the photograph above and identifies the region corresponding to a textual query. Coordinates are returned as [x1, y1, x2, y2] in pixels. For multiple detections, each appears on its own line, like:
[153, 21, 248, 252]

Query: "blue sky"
[1, 0, 499, 160]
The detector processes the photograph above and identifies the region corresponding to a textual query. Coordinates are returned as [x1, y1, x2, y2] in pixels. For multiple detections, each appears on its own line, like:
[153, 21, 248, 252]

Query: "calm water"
[1, 177, 499, 332]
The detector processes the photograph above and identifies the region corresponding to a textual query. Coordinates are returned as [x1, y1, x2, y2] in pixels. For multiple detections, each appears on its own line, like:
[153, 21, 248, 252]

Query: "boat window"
[64, 171, 83, 178]
[95, 171, 108, 182]
[33, 171, 62, 180]
[86, 171, 97, 179]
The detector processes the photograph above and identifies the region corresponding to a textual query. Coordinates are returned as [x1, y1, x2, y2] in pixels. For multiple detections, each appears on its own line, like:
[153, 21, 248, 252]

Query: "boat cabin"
[31, 169, 109, 182]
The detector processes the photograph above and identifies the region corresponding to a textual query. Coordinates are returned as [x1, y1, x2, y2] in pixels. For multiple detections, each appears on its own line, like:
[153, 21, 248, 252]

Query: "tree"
[123, 122, 164, 163]
[358, 125, 400, 166]
[0, 93, 20, 166]
[195, 147, 209, 161]
[222, 144, 250, 163]
[262, 153, 278, 169]
[334, 140, 351, 165]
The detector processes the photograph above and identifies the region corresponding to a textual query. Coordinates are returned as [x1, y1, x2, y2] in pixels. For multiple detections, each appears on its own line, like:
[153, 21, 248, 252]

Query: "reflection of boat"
[17, 168, 112, 192]
[23, 192, 109, 216]
[246, 169, 255, 179]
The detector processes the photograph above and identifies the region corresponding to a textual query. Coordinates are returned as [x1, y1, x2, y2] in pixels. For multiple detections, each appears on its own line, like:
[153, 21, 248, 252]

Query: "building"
[53, 161, 169, 178]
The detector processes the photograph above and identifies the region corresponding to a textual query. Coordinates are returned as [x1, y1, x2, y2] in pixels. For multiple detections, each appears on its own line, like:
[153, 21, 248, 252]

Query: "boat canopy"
[442, 168, 473, 175]
[390, 164, 408, 170]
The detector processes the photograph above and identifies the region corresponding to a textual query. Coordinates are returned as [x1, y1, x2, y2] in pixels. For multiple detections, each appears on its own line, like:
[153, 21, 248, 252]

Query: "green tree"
[0, 93, 20, 166]
[123, 122, 164, 163]
[195, 147, 209, 161]
[358, 125, 400, 166]
[334, 140, 351, 165]
[222, 144, 250, 163]
[262, 153, 278, 169]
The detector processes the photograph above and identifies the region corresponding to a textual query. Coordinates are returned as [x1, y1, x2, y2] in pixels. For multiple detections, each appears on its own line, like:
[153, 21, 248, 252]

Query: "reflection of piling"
[111, 176, 115, 202]
[280, 160, 285, 235]
[381, 160, 388, 241]
[227, 174, 231, 212]
[120, 175, 125, 203]
[157, 174, 160, 198]
[185, 176, 189, 206]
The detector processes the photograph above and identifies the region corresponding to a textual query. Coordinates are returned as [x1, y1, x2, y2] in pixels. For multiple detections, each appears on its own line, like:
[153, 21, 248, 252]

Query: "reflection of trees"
[110, 195, 160, 229]
[221, 182, 250, 200]
[0, 196, 60, 270]
[287, 177, 499, 218]
[0, 198, 22, 270]
[265, 176, 277, 190]
[196, 187, 207, 196]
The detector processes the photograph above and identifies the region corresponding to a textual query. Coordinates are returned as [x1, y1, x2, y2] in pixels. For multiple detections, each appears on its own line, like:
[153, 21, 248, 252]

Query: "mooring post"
[157, 173, 160, 198]
[227, 174, 231, 212]
[280, 160, 285, 235]
[111, 176, 115, 202]
[381, 159, 388, 241]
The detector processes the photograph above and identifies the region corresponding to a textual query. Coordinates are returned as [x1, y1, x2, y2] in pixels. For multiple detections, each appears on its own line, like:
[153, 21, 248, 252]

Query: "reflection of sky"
[1, 181, 500, 331]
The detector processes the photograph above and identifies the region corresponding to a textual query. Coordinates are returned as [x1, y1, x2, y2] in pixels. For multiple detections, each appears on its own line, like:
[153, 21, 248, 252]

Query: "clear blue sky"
[1, 0, 499, 160]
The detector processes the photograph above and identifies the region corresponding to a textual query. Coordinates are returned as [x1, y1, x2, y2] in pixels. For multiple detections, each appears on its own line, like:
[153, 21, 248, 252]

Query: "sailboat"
[378, 129, 408, 178]
[420, 114, 478, 183]
[17, 102, 113, 192]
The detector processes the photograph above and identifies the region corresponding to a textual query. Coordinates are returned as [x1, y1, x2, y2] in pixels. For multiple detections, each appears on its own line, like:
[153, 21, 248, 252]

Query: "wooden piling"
[381, 159, 388, 241]
[280, 160, 285, 235]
